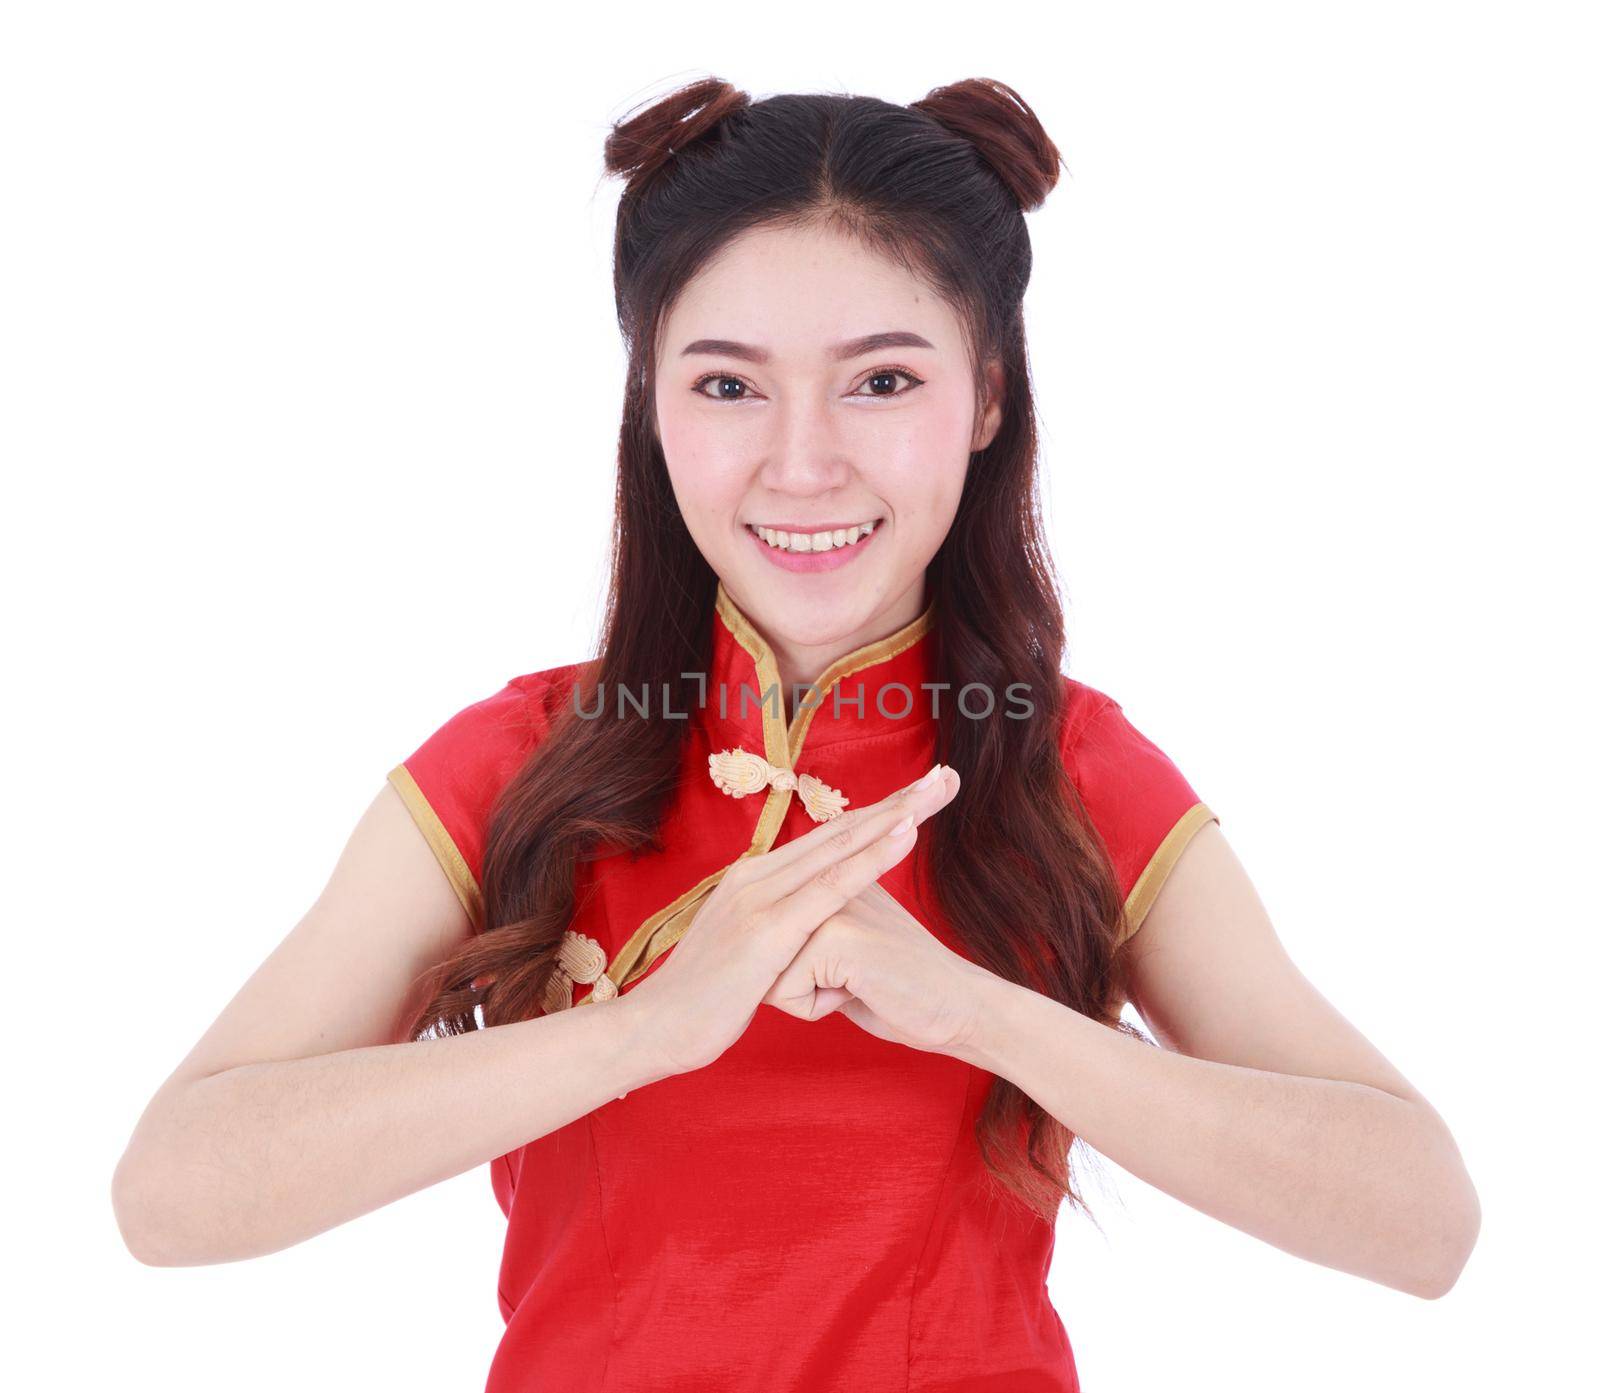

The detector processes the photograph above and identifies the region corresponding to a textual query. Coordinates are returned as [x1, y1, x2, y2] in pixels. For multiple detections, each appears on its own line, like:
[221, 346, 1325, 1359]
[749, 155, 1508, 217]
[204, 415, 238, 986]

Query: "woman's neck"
[762, 578, 928, 701]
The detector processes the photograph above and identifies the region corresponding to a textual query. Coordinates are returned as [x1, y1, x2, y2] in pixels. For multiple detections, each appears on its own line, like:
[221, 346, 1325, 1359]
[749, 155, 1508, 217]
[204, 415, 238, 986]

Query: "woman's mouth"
[744, 517, 885, 573]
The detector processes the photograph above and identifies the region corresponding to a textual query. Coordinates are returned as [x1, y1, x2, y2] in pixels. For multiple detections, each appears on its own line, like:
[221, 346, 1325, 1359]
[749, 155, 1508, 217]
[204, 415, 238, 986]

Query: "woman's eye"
[691, 373, 752, 401]
[854, 368, 924, 398]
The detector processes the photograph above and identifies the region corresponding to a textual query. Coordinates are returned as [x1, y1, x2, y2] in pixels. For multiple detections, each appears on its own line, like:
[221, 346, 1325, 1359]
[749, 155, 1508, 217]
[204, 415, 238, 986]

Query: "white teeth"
[752, 519, 878, 553]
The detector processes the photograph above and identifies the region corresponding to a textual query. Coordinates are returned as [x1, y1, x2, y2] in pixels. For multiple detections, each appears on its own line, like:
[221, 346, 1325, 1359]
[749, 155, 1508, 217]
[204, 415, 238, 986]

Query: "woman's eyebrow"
[678, 330, 935, 364]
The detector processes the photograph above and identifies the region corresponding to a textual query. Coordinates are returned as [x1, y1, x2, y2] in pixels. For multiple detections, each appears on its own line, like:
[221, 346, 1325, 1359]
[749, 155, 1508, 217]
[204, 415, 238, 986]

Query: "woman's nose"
[758, 395, 854, 493]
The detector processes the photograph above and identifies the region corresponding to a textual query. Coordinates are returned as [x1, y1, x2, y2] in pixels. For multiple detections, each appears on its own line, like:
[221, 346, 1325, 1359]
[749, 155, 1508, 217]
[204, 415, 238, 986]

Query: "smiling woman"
[112, 71, 1478, 1393]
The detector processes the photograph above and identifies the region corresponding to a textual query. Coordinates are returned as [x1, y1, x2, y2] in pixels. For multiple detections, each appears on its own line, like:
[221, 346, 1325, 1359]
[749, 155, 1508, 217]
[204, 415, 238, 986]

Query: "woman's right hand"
[619, 763, 957, 1081]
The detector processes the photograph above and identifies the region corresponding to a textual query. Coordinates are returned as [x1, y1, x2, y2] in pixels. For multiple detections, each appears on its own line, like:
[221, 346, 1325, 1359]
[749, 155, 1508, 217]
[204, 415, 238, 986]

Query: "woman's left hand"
[761, 876, 990, 1056]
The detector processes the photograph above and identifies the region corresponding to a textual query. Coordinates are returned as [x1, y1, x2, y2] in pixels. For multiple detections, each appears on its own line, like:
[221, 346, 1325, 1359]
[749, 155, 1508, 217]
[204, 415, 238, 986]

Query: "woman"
[112, 76, 1480, 1390]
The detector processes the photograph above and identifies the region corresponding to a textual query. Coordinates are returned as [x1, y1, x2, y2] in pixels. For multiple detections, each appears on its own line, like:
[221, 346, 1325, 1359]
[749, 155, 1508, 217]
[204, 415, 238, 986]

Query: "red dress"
[388, 582, 1217, 1392]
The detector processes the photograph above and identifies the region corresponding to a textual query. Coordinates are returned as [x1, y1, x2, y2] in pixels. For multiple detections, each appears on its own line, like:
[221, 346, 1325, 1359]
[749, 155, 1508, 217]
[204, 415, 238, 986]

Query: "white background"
[5, 2, 1594, 1388]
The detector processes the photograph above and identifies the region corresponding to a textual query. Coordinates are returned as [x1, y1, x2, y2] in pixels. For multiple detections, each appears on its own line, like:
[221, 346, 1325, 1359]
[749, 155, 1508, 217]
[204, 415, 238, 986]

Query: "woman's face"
[652, 221, 1002, 669]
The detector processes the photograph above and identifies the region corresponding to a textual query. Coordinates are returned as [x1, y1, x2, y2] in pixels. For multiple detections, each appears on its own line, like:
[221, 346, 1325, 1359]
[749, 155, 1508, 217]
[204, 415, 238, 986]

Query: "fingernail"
[917, 763, 943, 789]
[891, 813, 915, 836]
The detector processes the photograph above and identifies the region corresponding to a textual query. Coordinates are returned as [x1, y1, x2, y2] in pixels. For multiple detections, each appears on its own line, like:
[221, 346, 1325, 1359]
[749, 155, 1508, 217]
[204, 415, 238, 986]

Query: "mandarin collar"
[702, 580, 939, 764]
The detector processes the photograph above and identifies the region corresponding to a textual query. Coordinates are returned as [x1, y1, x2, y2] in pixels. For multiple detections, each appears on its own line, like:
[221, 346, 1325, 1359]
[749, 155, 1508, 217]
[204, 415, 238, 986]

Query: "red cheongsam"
[387, 581, 1218, 1393]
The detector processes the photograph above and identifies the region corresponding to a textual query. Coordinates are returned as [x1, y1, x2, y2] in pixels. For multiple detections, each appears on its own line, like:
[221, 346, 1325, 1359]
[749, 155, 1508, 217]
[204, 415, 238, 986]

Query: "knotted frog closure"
[708, 746, 849, 822]
[540, 929, 618, 1014]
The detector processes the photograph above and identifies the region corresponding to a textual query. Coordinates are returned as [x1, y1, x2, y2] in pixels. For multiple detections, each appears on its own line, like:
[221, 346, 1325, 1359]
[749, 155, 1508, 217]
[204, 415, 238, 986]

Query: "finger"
[773, 807, 925, 939]
[762, 977, 853, 1020]
[762, 939, 855, 1018]
[746, 764, 947, 882]
[757, 766, 952, 903]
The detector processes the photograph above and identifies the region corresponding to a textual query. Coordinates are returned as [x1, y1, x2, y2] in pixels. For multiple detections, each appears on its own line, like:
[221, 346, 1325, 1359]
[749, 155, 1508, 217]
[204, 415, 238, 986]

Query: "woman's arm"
[949, 820, 1481, 1299]
[111, 783, 665, 1267]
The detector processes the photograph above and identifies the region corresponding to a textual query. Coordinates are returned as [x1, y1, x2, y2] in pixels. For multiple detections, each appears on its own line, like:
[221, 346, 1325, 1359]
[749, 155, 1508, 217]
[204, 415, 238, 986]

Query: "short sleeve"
[1061, 681, 1219, 949]
[386, 675, 554, 931]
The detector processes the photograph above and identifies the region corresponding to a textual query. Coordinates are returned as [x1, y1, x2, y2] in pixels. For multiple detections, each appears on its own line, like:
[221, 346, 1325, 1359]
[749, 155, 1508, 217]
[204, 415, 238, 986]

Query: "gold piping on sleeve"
[1120, 801, 1218, 947]
[387, 763, 484, 930]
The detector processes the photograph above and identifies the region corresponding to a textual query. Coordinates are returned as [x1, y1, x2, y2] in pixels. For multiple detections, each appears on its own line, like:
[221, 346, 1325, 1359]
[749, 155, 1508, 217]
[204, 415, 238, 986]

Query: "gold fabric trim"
[601, 865, 725, 991]
[574, 581, 937, 1004]
[1120, 801, 1218, 947]
[780, 594, 936, 765]
[386, 763, 484, 929]
[1103, 801, 1219, 1021]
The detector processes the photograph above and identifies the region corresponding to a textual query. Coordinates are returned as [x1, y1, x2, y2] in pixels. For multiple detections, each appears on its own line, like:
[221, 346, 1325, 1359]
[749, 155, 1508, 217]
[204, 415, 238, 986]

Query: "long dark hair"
[400, 76, 1146, 1224]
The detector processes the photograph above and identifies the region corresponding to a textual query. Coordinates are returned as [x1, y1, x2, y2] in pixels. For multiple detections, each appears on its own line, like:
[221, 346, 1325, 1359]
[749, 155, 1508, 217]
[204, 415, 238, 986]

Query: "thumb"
[839, 995, 900, 1042]
[809, 986, 854, 1018]
[761, 981, 854, 1020]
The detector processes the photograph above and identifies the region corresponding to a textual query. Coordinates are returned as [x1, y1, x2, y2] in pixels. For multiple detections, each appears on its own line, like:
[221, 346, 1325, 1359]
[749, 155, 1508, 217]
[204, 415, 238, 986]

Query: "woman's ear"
[972, 357, 1004, 451]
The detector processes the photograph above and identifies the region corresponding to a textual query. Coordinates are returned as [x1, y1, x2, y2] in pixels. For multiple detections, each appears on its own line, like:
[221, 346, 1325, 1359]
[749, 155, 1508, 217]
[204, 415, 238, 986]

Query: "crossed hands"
[622, 763, 990, 1082]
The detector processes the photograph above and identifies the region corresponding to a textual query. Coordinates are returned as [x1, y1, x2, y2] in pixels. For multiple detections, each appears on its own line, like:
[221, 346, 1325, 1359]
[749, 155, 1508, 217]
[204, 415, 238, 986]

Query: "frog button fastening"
[539, 929, 619, 1013]
[707, 746, 849, 822]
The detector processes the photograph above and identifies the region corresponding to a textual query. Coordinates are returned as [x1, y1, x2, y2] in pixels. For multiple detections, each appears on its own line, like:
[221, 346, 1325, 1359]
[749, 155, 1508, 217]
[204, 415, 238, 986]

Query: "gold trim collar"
[711, 579, 939, 762]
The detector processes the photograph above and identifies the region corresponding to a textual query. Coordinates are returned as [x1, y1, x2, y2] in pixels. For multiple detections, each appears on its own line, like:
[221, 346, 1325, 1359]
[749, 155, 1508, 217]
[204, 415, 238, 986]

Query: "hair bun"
[909, 77, 1064, 212]
[603, 76, 752, 192]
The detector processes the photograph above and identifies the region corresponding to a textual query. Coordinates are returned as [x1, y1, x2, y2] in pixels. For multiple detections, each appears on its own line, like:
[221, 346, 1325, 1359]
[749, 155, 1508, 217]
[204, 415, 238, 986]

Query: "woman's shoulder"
[1054, 671, 1202, 811]
[384, 659, 591, 925]
[1056, 674, 1118, 748]
[1054, 672, 1218, 943]
[504, 659, 592, 732]
[409, 659, 589, 763]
